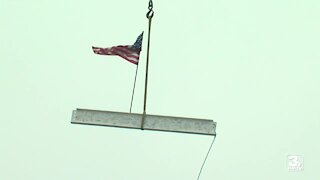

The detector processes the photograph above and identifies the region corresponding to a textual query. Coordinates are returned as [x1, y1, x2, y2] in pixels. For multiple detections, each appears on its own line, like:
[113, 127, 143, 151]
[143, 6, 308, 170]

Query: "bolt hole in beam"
[71, 109, 216, 136]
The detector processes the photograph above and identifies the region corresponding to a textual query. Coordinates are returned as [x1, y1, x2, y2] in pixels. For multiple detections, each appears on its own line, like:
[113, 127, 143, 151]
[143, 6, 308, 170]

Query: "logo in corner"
[287, 155, 304, 171]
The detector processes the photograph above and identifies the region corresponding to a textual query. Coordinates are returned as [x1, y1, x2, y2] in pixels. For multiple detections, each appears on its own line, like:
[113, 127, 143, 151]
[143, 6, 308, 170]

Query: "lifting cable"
[141, 0, 154, 129]
[140, 2, 217, 179]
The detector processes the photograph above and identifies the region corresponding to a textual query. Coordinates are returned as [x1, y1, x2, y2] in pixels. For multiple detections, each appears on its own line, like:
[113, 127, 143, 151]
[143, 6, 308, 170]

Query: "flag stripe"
[92, 46, 139, 65]
[92, 32, 143, 65]
[112, 47, 140, 57]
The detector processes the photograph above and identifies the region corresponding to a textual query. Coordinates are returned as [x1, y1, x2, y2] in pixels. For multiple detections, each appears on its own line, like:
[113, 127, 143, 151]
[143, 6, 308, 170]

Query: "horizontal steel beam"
[71, 109, 216, 136]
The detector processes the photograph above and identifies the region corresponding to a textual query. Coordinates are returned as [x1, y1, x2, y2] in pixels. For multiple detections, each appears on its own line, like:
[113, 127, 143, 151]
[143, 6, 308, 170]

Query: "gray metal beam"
[71, 109, 216, 136]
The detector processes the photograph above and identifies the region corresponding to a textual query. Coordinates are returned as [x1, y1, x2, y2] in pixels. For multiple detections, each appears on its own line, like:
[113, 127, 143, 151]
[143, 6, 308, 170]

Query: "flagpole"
[129, 64, 139, 113]
[141, 0, 154, 130]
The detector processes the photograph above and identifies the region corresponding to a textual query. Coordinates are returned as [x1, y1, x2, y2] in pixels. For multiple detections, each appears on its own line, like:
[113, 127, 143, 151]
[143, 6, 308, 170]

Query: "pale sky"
[1, 0, 319, 179]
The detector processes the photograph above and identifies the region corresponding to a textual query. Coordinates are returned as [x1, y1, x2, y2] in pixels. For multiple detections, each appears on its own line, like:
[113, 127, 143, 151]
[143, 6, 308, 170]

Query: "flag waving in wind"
[92, 32, 143, 65]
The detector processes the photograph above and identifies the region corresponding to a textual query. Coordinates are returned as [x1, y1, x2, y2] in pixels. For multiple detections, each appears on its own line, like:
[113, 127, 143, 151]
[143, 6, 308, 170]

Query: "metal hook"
[146, 0, 154, 19]
[148, 0, 153, 10]
[146, 10, 154, 19]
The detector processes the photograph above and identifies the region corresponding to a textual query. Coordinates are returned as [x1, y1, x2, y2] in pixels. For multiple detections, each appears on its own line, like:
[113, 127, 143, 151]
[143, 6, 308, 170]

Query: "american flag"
[92, 32, 143, 65]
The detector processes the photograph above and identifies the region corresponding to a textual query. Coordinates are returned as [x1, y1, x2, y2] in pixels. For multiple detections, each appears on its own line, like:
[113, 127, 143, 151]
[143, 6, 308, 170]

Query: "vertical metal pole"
[129, 65, 139, 113]
[141, 17, 152, 130]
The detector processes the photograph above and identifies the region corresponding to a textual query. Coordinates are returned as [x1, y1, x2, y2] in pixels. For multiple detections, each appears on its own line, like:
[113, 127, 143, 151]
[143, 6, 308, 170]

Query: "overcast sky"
[1, 0, 319, 179]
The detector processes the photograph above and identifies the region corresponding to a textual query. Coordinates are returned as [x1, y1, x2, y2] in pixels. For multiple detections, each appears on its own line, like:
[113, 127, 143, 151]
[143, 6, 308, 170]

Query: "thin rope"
[197, 135, 217, 180]
[129, 65, 139, 113]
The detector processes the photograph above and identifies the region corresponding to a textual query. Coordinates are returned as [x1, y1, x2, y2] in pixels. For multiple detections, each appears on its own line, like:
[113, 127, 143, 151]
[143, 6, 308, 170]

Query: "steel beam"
[71, 109, 216, 136]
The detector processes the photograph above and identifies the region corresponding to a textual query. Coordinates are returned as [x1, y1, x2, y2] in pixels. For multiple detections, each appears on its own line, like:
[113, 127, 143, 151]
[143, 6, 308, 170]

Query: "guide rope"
[197, 135, 217, 180]
[141, 0, 154, 129]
